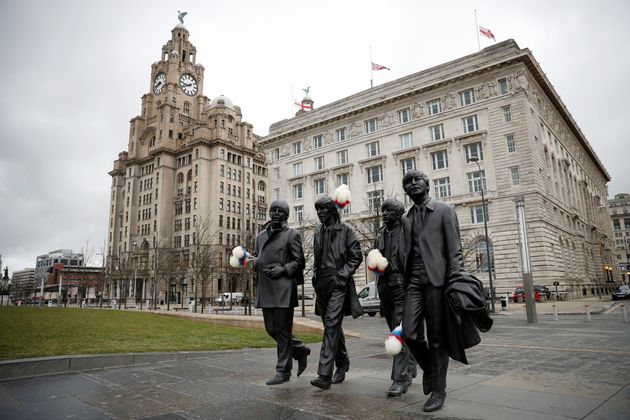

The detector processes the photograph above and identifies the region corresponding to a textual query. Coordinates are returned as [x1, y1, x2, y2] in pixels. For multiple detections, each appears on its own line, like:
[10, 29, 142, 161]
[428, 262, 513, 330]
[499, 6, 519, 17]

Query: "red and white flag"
[371, 62, 390, 71]
[294, 100, 312, 111]
[479, 26, 496, 41]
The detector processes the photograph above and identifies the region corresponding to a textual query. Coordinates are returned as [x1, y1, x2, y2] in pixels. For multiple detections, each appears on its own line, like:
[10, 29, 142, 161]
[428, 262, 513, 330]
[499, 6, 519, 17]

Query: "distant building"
[609, 193, 630, 284]
[106, 23, 266, 306]
[262, 39, 616, 299]
[35, 249, 84, 291]
[10, 268, 35, 298]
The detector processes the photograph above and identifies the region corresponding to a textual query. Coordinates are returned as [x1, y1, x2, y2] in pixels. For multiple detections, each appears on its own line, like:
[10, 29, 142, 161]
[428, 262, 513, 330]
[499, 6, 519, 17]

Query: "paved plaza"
[1, 298, 629, 419]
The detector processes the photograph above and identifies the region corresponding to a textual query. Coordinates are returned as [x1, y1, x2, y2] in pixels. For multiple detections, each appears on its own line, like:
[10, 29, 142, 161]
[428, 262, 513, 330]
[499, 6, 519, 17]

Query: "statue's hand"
[263, 265, 285, 279]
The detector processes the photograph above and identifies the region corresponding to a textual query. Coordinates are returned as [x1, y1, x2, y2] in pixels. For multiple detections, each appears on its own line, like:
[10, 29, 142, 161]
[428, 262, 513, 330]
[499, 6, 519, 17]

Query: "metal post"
[585, 304, 591, 322]
[471, 158, 495, 312]
[621, 303, 627, 323]
[553, 304, 558, 321]
[515, 196, 537, 323]
[58, 271, 63, 307]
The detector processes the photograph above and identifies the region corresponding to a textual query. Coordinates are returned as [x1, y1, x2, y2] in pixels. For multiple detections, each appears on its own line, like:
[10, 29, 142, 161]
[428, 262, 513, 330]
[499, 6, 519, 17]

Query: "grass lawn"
[0, 307, 321, 360]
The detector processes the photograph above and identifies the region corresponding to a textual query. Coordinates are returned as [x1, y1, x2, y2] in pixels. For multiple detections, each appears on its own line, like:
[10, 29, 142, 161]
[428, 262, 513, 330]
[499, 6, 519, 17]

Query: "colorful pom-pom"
[366, 249, 388, 273]
[230, 246, 251, 268]
[331, 184, 351, 209]
[385, 323, 404, 356]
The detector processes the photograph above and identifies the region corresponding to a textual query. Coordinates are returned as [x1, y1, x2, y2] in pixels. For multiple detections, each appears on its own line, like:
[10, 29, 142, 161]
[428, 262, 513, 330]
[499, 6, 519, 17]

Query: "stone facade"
[609, 193, 630, 284]
[261, 40, 616, 299]
[107, 25, 267, 306]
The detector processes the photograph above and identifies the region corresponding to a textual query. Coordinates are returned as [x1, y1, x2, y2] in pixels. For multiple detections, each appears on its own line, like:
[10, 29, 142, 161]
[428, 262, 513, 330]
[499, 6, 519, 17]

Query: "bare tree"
[190, 217, 220, 313]
[295, 216, 317, 317]
[115, 252, 136, 310]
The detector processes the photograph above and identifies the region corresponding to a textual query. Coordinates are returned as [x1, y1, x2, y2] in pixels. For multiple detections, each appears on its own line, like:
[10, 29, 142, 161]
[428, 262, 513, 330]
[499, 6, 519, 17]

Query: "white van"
[215, 292, 244, 305]
[357, 282, 380, 317]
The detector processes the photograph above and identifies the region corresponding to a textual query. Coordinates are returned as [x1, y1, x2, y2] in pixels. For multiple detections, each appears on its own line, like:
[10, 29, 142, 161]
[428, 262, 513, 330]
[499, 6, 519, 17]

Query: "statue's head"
[402, 169, 430, 202]
[314, 196, 339, 225]
[269, 200, 290, 223]
[381, 198, 405, 218]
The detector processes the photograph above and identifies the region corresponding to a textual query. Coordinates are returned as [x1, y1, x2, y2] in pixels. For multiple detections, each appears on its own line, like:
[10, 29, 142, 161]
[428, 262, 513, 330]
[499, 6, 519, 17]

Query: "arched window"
[177, 173, 184, 184]
[258, 181, 266, 192]
[475, 240, 494, 273]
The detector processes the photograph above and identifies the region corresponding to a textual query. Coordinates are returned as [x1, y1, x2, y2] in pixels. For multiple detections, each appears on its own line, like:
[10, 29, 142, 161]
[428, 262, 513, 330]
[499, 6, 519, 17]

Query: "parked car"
[357, 282, 380, 317]
[612, 285, 630, 300]
[512, 286, 540, 303]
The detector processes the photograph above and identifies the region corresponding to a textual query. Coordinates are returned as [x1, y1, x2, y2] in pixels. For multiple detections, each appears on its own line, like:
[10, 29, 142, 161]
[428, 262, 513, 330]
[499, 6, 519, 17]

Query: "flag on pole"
[371, 62, 390, 71]
[479, 26, 496, 41]
[294, 100, 312, 111]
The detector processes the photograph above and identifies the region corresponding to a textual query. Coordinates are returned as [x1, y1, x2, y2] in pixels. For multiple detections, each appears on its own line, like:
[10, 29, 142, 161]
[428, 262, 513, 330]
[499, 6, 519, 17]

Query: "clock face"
[153, 73, 166, 95]
[179, 73, 198, 96]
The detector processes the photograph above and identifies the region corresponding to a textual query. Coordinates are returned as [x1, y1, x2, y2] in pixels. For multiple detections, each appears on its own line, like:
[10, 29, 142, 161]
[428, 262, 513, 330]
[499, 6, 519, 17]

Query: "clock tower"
[107, 20, 267, 309]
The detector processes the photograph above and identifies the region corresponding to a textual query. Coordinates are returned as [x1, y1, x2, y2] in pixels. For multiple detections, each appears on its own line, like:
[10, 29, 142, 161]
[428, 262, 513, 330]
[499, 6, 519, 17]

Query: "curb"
[0, 350, 238, 382]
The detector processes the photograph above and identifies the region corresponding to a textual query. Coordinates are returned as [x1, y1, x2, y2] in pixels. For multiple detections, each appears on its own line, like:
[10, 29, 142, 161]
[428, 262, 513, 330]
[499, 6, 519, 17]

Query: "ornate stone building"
[609, 193, 630, 284]
[107, 23, 267, 307]
[261, 40, 616, 299]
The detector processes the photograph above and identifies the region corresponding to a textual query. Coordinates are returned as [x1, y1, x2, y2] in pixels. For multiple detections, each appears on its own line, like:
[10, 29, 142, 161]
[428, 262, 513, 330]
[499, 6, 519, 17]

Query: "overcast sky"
[1, 0, 629, 275]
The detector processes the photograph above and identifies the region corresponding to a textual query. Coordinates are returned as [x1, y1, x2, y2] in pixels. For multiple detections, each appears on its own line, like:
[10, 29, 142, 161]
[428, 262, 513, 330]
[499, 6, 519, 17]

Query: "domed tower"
[107, 16, 266, 309]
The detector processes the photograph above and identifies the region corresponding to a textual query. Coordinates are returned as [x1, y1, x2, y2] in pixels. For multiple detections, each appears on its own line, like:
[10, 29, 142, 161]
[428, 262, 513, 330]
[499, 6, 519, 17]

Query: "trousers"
[314, 270, 350, 377]
[262, 307, 309, 373]
[402, 275, 449, 392]
[378, 274, 416, 382]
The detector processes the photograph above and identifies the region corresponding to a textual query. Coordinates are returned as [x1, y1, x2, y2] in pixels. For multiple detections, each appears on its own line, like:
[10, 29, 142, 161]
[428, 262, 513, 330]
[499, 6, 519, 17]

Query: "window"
[470, 205, 488, 224]
[467, 170, 487, 192]
[219, 198, 223, 210]
[293, 162, 303, 176]
[429, 124, 444, 141]
[294, 206, 304, 223]
[463, 115, 479, 133]
[366, 141, 380, 157]
[431, 150, 448, 170]
[365, 118, 378, 133]
[337, 173, 349, 187]
[314, 156, 325, 170]
[427, 98, 442, 116]
[367, 165, 383, 183]
[506, 134, 516, 152]
[434, 177, 452, 198]
[274, 188, 280, 200]
[314, 178, 326, 195]
[368, 189, 384, 210]
[293, 141, 302, 154]
[510, 167, 521, 185]
[400, 132, 413, 149]
[398, 108, 411, 124]
[475, 241, 493, 272]
[337, 149, 348, 165]
[336, 127, 347, 142]
[293, 183, 304, 199]
[502, 105, 512, 122]
[459, 88, 475, 106]
[464, 142, 483, 162]
[498, 78, 508, 95]
[271, 148, 280, 161]
[313, 135, 323, 149]
[400, 158, 416, 176]
[220, 165, 225, 177]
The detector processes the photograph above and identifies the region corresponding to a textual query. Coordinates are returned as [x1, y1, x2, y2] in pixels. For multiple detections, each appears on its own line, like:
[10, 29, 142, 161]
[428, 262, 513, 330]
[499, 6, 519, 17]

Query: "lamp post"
[469, 157, 495, 312]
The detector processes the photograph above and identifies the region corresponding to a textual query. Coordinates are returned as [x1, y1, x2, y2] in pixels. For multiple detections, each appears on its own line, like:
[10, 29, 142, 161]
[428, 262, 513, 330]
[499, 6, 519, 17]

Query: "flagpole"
[290, 84, 294, 117]
[474, 9, 481, 51]
[369, 45, 373, 88]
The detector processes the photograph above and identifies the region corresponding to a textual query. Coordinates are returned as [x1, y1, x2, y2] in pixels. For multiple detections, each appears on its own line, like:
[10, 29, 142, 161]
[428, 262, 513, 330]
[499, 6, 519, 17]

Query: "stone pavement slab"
[1, 302, 629, 419]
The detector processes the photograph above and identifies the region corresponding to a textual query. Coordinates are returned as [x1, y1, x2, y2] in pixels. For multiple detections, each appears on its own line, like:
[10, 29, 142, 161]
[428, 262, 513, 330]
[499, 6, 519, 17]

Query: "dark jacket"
[313, 220, 363, 318]
[444, 272, 493, 364]
[374, 222, 407, 283]
[402, 198, 464, 287]
[253, 221, 305, 308]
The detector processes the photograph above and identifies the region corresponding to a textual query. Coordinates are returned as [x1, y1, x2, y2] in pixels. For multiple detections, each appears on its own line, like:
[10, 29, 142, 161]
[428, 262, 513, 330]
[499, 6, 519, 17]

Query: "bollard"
[622, 304, 628, 323]
[585, 304, 591, 322]
[553, 304, 558, 321]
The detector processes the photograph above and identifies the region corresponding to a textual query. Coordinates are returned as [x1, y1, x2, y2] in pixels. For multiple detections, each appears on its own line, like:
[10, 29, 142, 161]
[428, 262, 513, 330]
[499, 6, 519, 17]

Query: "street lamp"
[469, 156, 495, 312]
